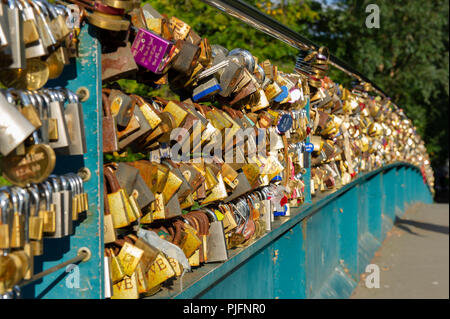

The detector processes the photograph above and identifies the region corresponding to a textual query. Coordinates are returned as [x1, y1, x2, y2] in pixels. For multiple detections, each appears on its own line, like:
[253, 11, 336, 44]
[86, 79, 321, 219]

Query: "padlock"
[0, 249, 30, 294]
[30, 0, 57, 49]
[201, 172, 228, 205]
[0, 91, 35, 156]
[130, 94, 162, 130]
[130, 235, 159, 273]
[58, 89, 87, 155]
[44, 178, 65, 239]
[64, 174, 79, 221]
[0, 2, 12, 67]
[16, 90, 41, 129]
[186, 211, 209, 264]
[103, 176, 117, 245]
[146, 252, 176, 291]
[14, 187, 34, 279]
[131, 28, 172, 74]
[218, 204, 238, 234]
[39, 181, 56, 234]
[108, 89, 133, 129]
[102, 44, 138, 83]
[56, 175, 73, 236]
[202, 209, 228, 263]
[224, 172, 252, 203]
[171, 39, 200, 75]
[116, 240, 144, 277]
[108, 247, 126, 285]
[0, 192, 11, 250]
[5, 187, 24, 249]
[192, 77, 222, 102]
[104, 250, 113, 299]
[118, 101, 152, 150]
[132, 174, 155, 209]
[20, 0, 47, 59]
[104, 166, 131, 229]
[27, 186, 44, 243]
[45, 90, 70, 149]
[87, 10, 130, 32]
[5, 0, 26, 70]
[102, 92, 119, 153]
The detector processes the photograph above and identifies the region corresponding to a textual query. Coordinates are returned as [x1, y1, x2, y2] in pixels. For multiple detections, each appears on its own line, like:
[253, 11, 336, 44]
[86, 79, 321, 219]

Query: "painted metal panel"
[367, 173, 383, 242]
[22, 24, 103, 299]
[337, 187, 359, 281]
[273, 222, 306, 299]
[199, 244, 275, 299]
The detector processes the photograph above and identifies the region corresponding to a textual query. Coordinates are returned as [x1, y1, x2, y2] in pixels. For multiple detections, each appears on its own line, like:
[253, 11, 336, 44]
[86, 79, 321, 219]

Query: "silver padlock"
[59, 175, 73, 236]
[203, 208, 228, 263]
[21, 0, 47, 59]
[29, 91, 49, 144]
[56, 89, 87, 155]
[6, 0, 26, 69]
[0, 1, 10, 49]
[31, 0, 57, 48]
[45, 90, 70, 149]
[0, 91, 35, 156]
[45, 178, 65, 238]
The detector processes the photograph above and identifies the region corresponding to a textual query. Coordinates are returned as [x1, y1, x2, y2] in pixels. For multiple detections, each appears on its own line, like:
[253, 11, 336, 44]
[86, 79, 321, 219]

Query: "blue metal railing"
[149, 162, 432, 299]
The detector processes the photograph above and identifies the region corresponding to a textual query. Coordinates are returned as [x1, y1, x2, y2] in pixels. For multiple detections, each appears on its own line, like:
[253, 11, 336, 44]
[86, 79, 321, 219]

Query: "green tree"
[142, 0, 319, 70]
[306, 0, 449, 169]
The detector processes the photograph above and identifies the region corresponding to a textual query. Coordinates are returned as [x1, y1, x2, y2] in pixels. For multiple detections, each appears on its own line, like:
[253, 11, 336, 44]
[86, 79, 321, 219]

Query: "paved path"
[351, 203, 449, 299]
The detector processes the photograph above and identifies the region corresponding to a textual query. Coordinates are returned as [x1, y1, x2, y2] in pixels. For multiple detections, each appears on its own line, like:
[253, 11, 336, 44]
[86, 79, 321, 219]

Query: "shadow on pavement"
[394, 216, 449, 236]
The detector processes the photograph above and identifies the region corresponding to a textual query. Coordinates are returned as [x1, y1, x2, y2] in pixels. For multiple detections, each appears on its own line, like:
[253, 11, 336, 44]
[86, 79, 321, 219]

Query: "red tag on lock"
[280, 195, 288, 207]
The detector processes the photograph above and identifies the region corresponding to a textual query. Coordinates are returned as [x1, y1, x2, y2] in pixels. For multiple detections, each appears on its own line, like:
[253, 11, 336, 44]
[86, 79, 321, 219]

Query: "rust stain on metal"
[272, 249, 279, 264]
[301, 218, 308, 241]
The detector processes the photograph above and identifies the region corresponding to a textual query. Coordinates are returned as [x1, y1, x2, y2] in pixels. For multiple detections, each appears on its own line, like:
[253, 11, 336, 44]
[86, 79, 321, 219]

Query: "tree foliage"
[135, 0, 448, 168]
[307, 0, 449, 167]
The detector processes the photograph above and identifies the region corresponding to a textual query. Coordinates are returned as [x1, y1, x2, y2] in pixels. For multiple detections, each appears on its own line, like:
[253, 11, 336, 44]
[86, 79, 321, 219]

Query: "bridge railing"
[148, 162, 432, 299]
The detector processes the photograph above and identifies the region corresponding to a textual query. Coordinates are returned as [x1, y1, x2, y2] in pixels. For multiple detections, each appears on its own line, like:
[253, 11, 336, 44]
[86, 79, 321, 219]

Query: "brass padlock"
[104, 166, 130, 229]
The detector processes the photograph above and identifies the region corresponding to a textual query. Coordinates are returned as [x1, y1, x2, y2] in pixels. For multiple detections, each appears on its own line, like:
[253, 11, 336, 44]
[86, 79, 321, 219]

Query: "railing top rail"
[201, 0, 388, 98]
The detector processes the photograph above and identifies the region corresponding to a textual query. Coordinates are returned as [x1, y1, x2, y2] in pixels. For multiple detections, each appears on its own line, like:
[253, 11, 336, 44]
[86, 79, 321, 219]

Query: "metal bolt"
[78, 167, 91, 182]
[76, 87, 90, 102]
[78, 247, 92, 262]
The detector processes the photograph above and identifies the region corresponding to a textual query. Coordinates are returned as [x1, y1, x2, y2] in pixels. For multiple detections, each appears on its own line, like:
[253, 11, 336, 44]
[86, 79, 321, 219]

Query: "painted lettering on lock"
[116, 276, 134, 291]
[156, 257, 167, 271]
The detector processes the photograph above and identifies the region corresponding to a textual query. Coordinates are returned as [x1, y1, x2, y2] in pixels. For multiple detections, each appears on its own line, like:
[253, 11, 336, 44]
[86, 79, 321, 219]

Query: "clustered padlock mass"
[84, 0, 434, 299]
[0, 0, 435, 299]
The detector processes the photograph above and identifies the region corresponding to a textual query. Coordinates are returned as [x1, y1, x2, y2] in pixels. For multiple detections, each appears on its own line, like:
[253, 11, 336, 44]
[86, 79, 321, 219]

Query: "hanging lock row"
[0, 173, 88, 294]
[0, 0, 80, 90]
[0, 88, 87, 186]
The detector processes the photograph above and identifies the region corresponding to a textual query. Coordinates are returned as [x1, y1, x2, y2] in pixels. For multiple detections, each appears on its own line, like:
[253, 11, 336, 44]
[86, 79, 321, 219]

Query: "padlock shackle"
[27, 186, 40, 217]
[15, 187, 30, 218]
[59, 175, 70, 191]
[202, 207, 218, 222]
[102, 92, 112, 117]
[104, 166, 121, 193]
[0, 192, 11, 225]
[40, 182, 52, 211]
[10, 187, 24, 216]
[48, 176, 61, 192]
[188, 211, 209, 235]
[64, 175, 77, 195]
[103, 175, 110, 215]
[67, 173, 81, 196]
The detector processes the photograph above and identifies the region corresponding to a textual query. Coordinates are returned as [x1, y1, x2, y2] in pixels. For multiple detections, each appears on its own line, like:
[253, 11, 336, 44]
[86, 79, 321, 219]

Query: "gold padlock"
[117, 241, 144, 277]
[146, 253, 176, 290]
